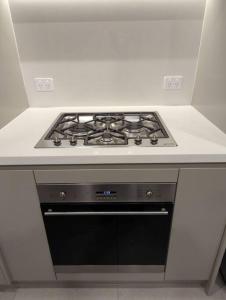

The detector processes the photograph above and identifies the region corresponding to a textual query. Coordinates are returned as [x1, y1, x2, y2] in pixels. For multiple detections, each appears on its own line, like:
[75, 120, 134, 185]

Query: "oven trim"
[54, 265, 165, 274]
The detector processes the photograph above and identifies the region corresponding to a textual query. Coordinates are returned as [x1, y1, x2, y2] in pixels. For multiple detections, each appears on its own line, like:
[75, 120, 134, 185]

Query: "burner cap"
[100, 132, 113, 143]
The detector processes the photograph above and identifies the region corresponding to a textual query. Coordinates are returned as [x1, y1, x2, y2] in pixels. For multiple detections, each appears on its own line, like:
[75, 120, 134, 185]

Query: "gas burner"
[64, 123, 92, 137]
[35, 112, 177, 148]
[85, 129, 128, 146]
[101, 132, 113, 143]
[121, 115, 160, 138]
[94, 115, 124, 130]
[50, 116, 95, 140]
[124, 121, 143, 132]
[95, 116, 119, 123]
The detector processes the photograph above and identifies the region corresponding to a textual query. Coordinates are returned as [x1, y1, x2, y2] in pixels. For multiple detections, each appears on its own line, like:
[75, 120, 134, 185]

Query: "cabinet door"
[0, 269, 6, 285]
[0, 249, 11, 285]
[166, 168, 226, 280]
[0, 170, 55, 282]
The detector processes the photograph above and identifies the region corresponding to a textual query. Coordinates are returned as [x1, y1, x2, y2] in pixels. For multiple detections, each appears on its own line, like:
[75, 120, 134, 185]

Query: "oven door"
[41, 202, 173, 273]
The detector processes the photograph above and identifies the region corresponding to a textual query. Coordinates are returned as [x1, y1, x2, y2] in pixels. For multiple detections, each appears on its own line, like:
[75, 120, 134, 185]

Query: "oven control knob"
[70, 135, 77, 146]
[146, 190, 153, 198]
[135, 136, 142, 145]
[53, 137, 61, 146]
[150, 135, 158, 145]
[59, 191, 66, 199]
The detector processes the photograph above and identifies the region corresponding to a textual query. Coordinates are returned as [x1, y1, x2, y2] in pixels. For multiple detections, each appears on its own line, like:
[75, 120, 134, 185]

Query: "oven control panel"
[96, 190, 117, 201]
[37, 183, 176, 203]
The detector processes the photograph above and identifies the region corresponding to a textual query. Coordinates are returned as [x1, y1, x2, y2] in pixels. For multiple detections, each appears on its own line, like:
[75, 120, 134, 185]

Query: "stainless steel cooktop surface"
[35, 112, 177, 148]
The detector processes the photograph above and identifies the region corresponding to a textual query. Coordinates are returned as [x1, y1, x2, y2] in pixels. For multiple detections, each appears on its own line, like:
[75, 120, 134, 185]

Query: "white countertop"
[0, 105, 226, 165]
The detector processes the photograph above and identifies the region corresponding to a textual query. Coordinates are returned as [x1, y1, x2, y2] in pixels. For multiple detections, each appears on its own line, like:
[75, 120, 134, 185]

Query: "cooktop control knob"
[146, 190, 153, 198]
[135, 136, 142, 145]
[59, 191, 66, 199]
[150, 135, 158, 145]
[70, 135, 77, 146]
[53, 137, 61, 146]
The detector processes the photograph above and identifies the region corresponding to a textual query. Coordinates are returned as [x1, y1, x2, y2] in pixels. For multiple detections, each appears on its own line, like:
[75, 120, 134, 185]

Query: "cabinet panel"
[166, 168, 226, 280]
[34, 168, 178, 183]
[0, 249, 11, 285]
[0, 270, 6, 285]
[0, 170, 55, 282]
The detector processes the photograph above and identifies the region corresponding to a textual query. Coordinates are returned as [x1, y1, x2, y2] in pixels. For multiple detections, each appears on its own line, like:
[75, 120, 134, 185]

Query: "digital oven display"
[96, 191, 117, 197]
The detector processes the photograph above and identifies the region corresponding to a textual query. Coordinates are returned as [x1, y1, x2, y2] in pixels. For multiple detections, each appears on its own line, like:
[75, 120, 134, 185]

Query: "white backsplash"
[10, 1, 205, 107]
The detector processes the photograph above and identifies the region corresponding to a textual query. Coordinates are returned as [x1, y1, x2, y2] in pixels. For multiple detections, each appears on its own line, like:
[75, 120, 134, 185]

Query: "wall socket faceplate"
[163, 76, 183, 90]
[34, 78, 54, 92]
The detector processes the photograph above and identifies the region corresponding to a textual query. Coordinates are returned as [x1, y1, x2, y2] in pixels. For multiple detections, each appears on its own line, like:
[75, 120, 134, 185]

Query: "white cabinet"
[166, 168, 226, 280]
[0, 170, 55, 282]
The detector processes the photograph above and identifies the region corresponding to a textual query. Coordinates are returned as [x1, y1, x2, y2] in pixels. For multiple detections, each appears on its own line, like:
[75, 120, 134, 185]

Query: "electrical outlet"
[34, 78, 54, 92]
[163, 76, 183, 90]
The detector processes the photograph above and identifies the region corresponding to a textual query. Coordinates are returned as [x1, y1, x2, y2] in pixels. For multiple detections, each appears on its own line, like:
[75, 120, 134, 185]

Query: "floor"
[0, 286, 226, 300]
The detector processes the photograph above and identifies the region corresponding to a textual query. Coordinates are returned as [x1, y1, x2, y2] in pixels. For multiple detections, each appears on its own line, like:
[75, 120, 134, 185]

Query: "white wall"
[192, 0, 226, 133]
[9, 0, 205, 107]
[0, 0, 28, 128]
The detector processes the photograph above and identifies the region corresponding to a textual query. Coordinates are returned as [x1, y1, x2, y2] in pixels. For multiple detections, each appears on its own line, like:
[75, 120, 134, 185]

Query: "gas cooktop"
[35, 112, 177, 148]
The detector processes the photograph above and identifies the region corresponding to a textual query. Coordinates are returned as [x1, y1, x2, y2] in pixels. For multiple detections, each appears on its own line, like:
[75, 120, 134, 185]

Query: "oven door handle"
[44, 211, 169, 216]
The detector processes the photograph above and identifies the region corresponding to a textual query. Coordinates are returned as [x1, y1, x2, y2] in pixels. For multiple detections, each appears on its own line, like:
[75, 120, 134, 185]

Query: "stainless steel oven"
[38, 183, 176, 274]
